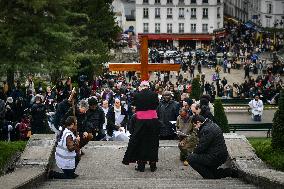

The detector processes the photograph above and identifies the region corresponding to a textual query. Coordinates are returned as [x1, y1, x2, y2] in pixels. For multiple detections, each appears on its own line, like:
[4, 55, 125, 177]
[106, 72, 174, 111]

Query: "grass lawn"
[248, 138, 284, 171]
[0, 141, 27, 171]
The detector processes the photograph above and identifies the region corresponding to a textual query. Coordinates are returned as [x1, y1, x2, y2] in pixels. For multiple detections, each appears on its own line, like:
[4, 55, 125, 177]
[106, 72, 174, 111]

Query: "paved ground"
[34, 141, 257, 189]
[145, 51, 283, 88]
[227, 110, 275, 124]
[226, 110, 275, 138]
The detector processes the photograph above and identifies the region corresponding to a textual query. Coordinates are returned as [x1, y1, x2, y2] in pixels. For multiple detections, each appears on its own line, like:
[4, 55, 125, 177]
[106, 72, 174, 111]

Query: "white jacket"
[249, 99, 264, 116]
[55, 128, 76, 169]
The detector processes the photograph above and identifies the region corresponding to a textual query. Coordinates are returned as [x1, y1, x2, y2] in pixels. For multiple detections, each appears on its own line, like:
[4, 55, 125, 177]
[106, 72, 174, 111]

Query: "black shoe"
[231, 168, 239, 178]
[47, 170, 54, 179]
[135, 162, 145, 172]
[150, 162, 157, 172]
[73, 173, 79, 178]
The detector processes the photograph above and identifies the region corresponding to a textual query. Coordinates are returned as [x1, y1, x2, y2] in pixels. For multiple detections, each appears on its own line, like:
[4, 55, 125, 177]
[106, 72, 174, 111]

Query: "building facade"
[136, 0, 224, 48]
[224, 0, 284, 28]
[112, 0, 127, 30]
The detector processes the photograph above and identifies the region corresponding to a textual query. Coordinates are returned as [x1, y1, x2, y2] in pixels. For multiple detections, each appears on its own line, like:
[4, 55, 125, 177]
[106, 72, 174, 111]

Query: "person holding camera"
[187, 115, 238, 179]
[85, 97, 105, 141]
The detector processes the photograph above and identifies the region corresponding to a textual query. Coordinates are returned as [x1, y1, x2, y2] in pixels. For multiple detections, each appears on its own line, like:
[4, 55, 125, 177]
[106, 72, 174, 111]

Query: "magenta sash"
[136, 110, 158, 120]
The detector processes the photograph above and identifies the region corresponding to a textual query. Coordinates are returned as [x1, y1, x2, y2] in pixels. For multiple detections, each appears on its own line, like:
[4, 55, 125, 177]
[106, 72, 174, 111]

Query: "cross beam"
[109, 35, 180, 81]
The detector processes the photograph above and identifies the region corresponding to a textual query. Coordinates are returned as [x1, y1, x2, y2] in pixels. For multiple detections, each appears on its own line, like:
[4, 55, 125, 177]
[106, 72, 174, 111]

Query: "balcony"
[167, 15, 173, 19]
[143, 15, 149, 19]
[155, 15, 161, 19]
[191, 29, 196, 33]
[217, 14, 221, 18]
[191, 15, 197, 19]
[179, 15, 185, 19]
[203, 15, 208, 19]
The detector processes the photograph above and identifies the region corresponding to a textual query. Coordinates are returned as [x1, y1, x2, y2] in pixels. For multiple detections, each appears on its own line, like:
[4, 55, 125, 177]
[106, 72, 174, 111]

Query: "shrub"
[272, 89, 284, 150]
[0, 141, 27, 174]
[190, 77, 201, 100]
[249, 138, 284, 171]
[214, 99, 229, 133]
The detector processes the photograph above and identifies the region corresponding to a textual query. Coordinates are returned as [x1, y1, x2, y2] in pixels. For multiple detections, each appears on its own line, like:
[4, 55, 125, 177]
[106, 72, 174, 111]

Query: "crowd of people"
[0, 70, 239, 179]
[0, 19, 283, 180]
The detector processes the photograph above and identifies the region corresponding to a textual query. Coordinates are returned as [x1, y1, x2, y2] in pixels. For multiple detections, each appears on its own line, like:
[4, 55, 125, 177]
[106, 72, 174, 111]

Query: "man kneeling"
[50, 116, 80, 179]
[187, 115, 238, 179]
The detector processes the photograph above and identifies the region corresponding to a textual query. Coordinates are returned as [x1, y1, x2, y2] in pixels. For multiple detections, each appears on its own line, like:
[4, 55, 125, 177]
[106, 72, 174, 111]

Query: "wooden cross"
[109, 35, 180, 81]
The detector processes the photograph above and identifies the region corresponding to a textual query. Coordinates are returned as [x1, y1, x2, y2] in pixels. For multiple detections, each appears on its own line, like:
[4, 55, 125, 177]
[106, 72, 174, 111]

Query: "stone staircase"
[33, 141, 257, 189]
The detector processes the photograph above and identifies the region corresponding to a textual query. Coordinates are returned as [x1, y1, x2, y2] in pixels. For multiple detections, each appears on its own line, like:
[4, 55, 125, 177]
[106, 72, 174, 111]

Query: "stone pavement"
[226, 110, 275, 138]
[34, 141, 257, 189]
[227, 110, 276, 124]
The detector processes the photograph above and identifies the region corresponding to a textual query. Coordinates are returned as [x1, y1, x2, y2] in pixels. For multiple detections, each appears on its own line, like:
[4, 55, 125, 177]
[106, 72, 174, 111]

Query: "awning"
[244, 22, 254, 29]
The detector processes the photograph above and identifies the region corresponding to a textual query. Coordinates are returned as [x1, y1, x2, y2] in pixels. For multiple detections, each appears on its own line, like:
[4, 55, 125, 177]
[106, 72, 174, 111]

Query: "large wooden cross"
[109, 35, 180, 81]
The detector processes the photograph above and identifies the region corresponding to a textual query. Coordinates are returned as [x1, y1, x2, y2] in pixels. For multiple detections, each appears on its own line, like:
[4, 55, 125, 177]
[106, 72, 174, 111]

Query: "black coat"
[157, 99, 179, 137]
[106, 106, 128, 136]
[132, 89, 159, 111]
[122, 89, 160, 164]
[85, 106, 105, 133]
[200, 105, 216, 123]
[194, 120, 228, 157]
[54, 99, 71, 129]
[31, 102, 48, 134]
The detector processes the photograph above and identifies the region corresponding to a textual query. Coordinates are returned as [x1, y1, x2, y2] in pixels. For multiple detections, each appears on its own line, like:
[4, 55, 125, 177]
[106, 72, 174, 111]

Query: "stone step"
[34, 141, 257, 189]
[35, 178, 257, 189]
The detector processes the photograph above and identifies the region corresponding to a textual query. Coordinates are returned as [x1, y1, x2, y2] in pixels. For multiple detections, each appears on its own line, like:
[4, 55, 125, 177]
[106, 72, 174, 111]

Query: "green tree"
[0, 0, 121, 85]
[214, 99, 229, 133]
[68, 0, 121, 81]
[0, 0, 76, 87]
[190, 78, 201, 100]
[272, 89, 284, 150]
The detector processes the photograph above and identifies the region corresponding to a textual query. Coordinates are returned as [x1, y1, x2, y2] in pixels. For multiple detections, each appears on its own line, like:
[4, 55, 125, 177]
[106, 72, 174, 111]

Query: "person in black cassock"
[122, 81, 160, 172]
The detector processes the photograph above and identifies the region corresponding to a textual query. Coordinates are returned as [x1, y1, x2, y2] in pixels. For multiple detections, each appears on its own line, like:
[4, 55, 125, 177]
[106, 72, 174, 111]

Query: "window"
[167, 8, 173, 18]
[143, 8, 149, 18]
[202, 0, 208, 3]
[155, 8, 160, 18]
[266, 18, 271, 27]
[202, 24, 208, 32]
[267, 3, 272, 14]
[179, 8, 185, 18]
[155, 23, 160, 33]
[155, 0, 160, 4]
[191, 0, 196, 4]
[217, 0, 221, 3]
[191, 24, 196, 33]
[167, 23, 173, 33]
[143, 0, 149, 3]
[203, 8, 208, 18]
[179, 23, 184, 33]
[191, 8, 196, 18]
[217, 22, 220, 28]
[143, 23, 149, 33]
[179, 0, 184, 4]
[217, 7, 220, 18]
[167, 0, 173, 4]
